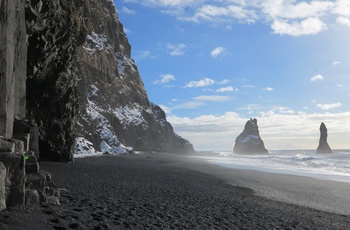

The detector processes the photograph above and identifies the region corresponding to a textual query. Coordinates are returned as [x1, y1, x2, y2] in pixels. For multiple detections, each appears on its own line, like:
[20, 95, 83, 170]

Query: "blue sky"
[114, 0, 350, 150]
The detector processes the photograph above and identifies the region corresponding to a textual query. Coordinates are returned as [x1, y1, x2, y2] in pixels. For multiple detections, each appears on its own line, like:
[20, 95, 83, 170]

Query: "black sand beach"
[1, 152, 350, 229]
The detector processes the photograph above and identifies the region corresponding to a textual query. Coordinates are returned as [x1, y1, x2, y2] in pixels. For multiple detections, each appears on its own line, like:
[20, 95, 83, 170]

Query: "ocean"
[193, 149, 350, 183]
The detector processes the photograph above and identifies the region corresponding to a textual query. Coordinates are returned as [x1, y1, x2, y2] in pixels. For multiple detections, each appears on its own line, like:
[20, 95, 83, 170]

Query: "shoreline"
[1, 152, 350, 229]
[137, 152, 350, 215]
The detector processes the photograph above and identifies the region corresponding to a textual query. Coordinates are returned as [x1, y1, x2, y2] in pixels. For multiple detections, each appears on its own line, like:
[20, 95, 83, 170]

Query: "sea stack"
[233, 118, 268, 154]
[316, 122, 333, 154]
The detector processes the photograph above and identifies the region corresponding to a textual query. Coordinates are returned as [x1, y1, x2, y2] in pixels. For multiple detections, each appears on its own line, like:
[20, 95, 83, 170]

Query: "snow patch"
[74, 137, 102, 157]
[83, 85, 133, 155]
[114, 103, 151, 129]
[84, 32, 111, 54]
[115, 52, 136, 76]
[100, 141, 133, 155]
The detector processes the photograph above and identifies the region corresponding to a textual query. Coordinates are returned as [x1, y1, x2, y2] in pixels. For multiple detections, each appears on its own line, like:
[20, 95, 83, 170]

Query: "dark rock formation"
[316, 122, 332, 154]
[75, 0, 194, 154]
[0, 162, 6, 211]
[233, 118, 268, 154]
[0, 0, 60, 210]
[25, 0, 87, 162]
[0, 0, 26, 138]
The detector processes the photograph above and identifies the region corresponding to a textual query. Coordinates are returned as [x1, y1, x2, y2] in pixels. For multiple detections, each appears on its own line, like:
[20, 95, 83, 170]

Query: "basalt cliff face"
[25, 0, 87, 162]
[74, 0, 194, 155]
[0, 0, 193, 210]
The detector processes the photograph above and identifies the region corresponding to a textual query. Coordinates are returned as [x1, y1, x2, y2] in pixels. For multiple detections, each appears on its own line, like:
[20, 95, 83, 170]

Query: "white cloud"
[262, 0, 334, 19]
[262, 87, 274, 91]
[310, 74, 324, 81]
[170, 101, 206, 110]
[243, 85, 255, 88]
[179, 4, 258, 23]
[124, 0, 200, 7]
[337, 84, 343, 87]
[336, 16, 350, 26]
[210, 47, 226, 58]
[134, 50, 156, 60]
[317, 102, 342, 110]
[122, 7, 136, 15]
[125, 0, 349, 37]
[166, 43, 186, 56]
[217, 86, 235, 93]
[217, 79, 230, 84]
[333, 0, 350, 17]
[184, 78, 215, 88]
[153, 74, 176, 85]
[271, 17, 327, 36]
[193, 95, 230, 102]
[333, 60, 341, 66]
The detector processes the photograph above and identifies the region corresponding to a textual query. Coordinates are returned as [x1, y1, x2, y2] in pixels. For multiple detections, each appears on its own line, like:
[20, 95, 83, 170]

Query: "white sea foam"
[194, 150, 350, 183]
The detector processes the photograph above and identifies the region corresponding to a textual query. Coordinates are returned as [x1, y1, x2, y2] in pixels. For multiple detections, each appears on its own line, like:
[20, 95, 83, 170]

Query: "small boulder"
[25, 189, 39, 205]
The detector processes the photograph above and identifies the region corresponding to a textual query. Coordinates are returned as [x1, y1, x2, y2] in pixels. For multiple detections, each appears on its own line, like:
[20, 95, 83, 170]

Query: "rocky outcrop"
[75, 0, 194, 154]
[0, 162, 6, 211]
[316, 122, 332, 154]
[0, 0, 61, 211]
[25, 0, 87, 162]
[233, 118, 268, 154]
[0, 0, 26, 138]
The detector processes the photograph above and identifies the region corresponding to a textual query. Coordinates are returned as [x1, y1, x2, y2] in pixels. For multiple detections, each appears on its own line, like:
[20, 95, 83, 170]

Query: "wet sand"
[1, 152, 350, 229]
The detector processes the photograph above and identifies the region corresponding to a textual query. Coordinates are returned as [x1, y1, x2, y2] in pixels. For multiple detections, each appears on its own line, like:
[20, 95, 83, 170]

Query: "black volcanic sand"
[1, 152, 350, 229]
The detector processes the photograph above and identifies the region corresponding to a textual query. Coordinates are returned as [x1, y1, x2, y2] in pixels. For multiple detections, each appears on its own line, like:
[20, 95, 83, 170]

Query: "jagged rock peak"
[316, 122, 332, 154]
[233, 118, 268, 154]
[75, 0, 194, 155]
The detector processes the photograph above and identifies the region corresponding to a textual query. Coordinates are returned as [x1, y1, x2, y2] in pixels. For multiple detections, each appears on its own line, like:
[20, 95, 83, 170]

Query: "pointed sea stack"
[233, 118, 268, 154]
[316, 122, 333, 154]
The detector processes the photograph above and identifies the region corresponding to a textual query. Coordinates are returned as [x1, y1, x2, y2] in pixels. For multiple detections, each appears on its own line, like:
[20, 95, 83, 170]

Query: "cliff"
[233, 118, 268, 154]
[316, 122, 332, 154]
[0, 0, 193, 211]
[25, 0, 86, 161]
[74, 0, 194, 155]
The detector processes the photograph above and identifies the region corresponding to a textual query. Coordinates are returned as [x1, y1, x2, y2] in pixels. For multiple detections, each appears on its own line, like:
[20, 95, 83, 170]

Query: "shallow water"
[194, 149, 350, 183]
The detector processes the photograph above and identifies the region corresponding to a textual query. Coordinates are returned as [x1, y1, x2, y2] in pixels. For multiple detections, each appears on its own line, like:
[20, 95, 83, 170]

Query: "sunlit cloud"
[271, 17, 327, 36]
[243, 85, 255, 88]
[134, 50, 156, 60]
[310, 74, 324, 81]
[179, 4, 258, 24]
[166, 43, 186, 56]
[336, 16, 350, 26]
[153, 74, 176, 85]
[184, 78, 215, 88]
[317, 102, 342, 110]
[217, 86, 235, 93]
[170, 101, 206, 110]
[333, 60, 341, 66]
[122, 7, 136, 15]
[262, 87, 274, 91]
[193, 95, 230, 102]
[124, 0, 349, 36]
[210, 47, 226, 58]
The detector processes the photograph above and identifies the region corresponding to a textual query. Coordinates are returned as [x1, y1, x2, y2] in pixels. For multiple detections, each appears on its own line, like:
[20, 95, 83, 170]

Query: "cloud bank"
[124, 0, 350, 36]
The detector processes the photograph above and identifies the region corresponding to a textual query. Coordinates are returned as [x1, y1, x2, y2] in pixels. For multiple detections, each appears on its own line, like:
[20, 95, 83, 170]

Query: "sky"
[114, 0, 350, 151]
